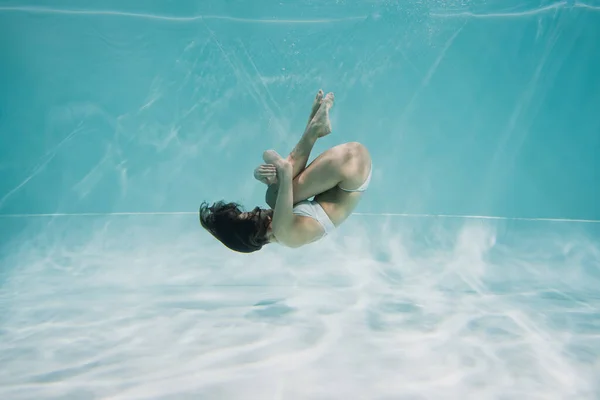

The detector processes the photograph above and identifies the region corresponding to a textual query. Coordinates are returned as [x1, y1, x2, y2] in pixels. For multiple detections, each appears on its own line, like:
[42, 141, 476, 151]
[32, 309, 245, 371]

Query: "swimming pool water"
[1, 1, 599, 398]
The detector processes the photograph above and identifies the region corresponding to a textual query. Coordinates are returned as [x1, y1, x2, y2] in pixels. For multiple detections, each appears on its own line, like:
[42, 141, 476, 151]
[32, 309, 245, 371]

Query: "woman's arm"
[271, 163, 298, 246]
[261, 150, 301, 246]
[265, 183, 279, 209]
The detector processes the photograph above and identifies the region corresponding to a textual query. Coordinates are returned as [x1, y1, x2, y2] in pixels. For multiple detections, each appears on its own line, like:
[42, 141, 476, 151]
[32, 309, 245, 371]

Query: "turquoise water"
[1, 1, 600, 398]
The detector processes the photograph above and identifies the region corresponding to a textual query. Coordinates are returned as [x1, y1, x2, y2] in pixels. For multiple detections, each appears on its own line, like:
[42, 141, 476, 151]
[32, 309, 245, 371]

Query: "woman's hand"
[254, 164, 278, 185]
[263, 150, 296, 246]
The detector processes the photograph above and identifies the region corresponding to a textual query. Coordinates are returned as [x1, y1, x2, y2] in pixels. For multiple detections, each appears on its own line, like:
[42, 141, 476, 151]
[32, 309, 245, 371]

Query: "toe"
[312, 90, 324, 109]
[308, 91, 324, 121]
[323, 92, 334, 108]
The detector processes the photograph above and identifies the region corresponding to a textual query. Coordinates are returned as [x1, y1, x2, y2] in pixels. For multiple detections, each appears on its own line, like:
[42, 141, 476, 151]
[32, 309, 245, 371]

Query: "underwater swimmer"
[199, 89, 372, 253]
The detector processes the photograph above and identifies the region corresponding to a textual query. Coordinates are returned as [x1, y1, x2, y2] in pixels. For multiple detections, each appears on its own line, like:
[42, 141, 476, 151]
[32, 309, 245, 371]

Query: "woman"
[199, 90, 372, 253]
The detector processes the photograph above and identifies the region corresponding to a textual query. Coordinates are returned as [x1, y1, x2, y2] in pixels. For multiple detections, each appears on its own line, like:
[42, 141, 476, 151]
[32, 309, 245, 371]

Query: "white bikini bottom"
[292, 200, 336, 236]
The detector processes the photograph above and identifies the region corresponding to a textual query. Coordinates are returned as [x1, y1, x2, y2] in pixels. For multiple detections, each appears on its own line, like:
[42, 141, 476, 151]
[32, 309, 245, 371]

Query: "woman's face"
[240, 208, 277, 244]
[264, 222, 277, 243]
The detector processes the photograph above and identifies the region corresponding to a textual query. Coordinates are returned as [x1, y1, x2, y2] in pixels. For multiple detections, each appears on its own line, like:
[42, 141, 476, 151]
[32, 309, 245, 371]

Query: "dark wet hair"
[199, 201, 273, 253]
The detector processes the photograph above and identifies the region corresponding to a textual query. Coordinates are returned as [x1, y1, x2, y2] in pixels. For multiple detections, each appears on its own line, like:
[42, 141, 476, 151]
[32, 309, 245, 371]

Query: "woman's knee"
[320, 142, 369, 180]
[330, 142, 368, 184]
[343, 142, 370, 167]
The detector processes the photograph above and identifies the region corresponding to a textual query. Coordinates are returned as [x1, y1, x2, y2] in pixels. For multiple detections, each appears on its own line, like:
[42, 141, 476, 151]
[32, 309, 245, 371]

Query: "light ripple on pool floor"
[1, 217, 599, 399]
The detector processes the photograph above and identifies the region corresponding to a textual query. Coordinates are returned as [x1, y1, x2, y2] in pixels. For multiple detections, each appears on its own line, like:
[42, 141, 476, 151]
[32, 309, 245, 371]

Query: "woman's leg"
[291, 142, 371, 204]
[265, 90, 334, 208]
[286, 90, 325, 179]
[267, 92, 369, 207]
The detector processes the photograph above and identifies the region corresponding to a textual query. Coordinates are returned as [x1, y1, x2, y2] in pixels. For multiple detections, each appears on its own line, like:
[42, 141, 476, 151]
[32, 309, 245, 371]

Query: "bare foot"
[306, 92, 334, 138]
[306, 89, 324, 127]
